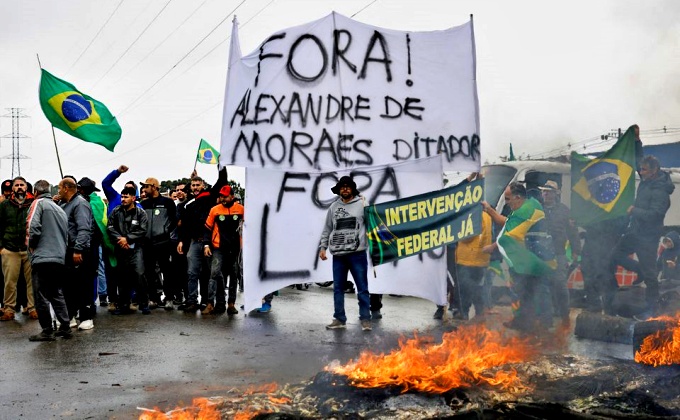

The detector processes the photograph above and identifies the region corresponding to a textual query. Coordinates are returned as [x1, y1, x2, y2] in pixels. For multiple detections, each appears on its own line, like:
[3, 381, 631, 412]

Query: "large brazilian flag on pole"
[39, 69, 122, 152]
[570, 125, 637, 226]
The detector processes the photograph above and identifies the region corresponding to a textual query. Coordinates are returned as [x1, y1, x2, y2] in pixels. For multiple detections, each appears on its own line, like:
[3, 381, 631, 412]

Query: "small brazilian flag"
[39, 69, 122, 152]
[571, 125, 637, 226]
[197, 139, 220, 164]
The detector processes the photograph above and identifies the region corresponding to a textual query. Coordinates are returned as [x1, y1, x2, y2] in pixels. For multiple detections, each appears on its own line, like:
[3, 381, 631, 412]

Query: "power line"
[92, 0, 175, 89]
[65, 0, 127, 76]
[108, 0, 212, 87]
[71, 99, 223, 172]
[117, 0, 248, 116]
[530, 127, 680, 160]
[174, 0, 278, 81]
[351, 0, 379, 18]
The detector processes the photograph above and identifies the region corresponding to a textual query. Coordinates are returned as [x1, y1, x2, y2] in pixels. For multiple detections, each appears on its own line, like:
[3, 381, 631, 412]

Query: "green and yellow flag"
[197, 139, 220, 164]
[497, 197, 555, 277]
[39, 69, 122, 151]
[571, 125, 637, 226]
[365, 179, 483, 266]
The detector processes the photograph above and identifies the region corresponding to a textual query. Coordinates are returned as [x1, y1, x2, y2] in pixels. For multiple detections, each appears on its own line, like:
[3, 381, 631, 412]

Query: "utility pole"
[0, 108, 30, 178]
[600, 128, 621, 141]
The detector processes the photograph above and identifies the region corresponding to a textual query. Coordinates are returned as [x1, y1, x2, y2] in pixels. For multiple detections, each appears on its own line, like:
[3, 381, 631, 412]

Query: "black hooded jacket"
[629, 170, 675, 238]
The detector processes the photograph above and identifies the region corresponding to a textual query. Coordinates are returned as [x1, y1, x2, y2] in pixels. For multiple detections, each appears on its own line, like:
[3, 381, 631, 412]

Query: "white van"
[479, 160, 680, 230]
[452, 160, 680, 295]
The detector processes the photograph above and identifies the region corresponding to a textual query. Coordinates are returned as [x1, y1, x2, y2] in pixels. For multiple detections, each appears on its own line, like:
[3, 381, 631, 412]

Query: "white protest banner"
[242, 156, 447, 313]
[221, 13, 480, 173]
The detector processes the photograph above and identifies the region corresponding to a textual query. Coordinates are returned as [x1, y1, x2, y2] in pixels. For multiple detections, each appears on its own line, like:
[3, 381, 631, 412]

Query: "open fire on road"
[138, 317, 680, 419]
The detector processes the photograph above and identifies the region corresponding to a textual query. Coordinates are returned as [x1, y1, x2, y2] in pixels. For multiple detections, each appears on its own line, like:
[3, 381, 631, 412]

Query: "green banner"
[365, 179, 484, 266]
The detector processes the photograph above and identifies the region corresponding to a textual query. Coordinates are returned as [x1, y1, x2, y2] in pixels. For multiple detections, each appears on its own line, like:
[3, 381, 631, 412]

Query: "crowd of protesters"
[0, 164, 252, 341]
[3, 141, 677, 341]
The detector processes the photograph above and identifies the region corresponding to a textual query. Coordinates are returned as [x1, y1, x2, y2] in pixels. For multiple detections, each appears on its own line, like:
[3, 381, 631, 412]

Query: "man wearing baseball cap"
[539, 179, 581, 327]
[203, 184, 244, 315]
[0, 180, 12, 203]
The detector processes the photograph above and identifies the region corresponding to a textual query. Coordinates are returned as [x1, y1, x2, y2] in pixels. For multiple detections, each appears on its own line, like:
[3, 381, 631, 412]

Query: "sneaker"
[371, 310, 382, 319]
[325, 319, 346, 329]
[108, 302, 117, 312]
[173, 299, 184, 306]
[226, 304, 238, 315]
[182, 303, 199, 312]
[164, 300, 174, 311]
[361, 320, 372, 331]
[148, 301, 159, 310]
[433, 306, 445, 320]
[78, 319, 94, 330]
[0, 311, 15, 321]
[141, 307, 151, 315]
[28, 309, 39, 320]
[256, 303, 272, 313]
[29, 329, 56, 341]
[129, 303, 139, 312]
[69, 317, 78, 328]
[55, 327, 73, 339]
[99, 295, 108, 307]
[212, 305, 226, 314]
[201, 303, 214, 315]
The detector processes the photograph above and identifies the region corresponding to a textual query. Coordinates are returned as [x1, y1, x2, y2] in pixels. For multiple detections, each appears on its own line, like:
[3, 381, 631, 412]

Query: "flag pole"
[37, 54, 64, 179]
[193, 140, 201, 172]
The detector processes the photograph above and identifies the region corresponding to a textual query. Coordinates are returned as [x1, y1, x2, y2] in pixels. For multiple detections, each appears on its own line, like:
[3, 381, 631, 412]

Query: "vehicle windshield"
[482, 165, 517, 208]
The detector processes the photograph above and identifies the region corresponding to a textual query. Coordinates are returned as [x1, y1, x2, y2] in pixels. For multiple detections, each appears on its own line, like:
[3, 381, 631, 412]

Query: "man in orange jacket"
[203, 185, 244, 315]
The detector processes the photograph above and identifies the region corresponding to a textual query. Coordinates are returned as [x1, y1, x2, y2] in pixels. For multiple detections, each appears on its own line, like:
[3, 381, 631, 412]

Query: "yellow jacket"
[455, 212, 492, 267]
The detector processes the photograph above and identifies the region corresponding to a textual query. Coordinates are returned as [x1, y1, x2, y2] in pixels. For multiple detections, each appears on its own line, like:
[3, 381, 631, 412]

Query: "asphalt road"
[0, 282, 638, 419]
[0, 284, 465, 419]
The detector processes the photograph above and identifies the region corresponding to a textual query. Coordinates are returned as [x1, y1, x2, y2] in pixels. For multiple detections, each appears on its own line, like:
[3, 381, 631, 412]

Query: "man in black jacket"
[612, 155, 674, 319]
[108, 187, 149, 315]
[140, 177, 177, 310]
[177, 169, 228, 312]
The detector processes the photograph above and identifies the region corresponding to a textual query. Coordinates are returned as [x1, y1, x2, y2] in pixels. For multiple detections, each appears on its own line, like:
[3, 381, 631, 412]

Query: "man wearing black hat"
[78, 177, 112, 309]
[0, 180, 12, 203]
[319, 176, 372, 331]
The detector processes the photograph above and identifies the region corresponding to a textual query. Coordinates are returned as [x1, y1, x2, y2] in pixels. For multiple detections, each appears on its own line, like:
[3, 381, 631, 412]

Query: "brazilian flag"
[197, 139, 220, 164]
[39, 69, 122, 152]
[571, 125, 637, 226]
[497, 197, 556, 277]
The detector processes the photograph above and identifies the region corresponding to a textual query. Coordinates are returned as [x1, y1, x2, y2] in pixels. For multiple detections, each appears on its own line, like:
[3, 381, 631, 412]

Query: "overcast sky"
[1, 0, 679, 189]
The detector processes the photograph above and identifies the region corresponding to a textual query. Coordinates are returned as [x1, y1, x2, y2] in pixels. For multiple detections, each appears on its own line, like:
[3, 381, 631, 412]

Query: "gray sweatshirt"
[319, 195, 367, 255]
[27, 193, 68, 265]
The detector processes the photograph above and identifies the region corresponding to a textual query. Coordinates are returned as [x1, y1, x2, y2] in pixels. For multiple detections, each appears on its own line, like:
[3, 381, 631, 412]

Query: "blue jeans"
[96, 246, 107, 296]
[332, 251, 371, 322]
[511, 271, 553, 330]
[186, 240, 210, 305]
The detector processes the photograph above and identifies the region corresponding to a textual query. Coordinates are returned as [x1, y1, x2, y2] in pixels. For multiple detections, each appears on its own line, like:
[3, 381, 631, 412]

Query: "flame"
[138, 397, 220, 420]
[635, 313, 680, 366]
[243, 382, 278, 395]
[138, 382, 293, 420]
[328, 324, 536, 393]
[268, 396, 291, 404]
